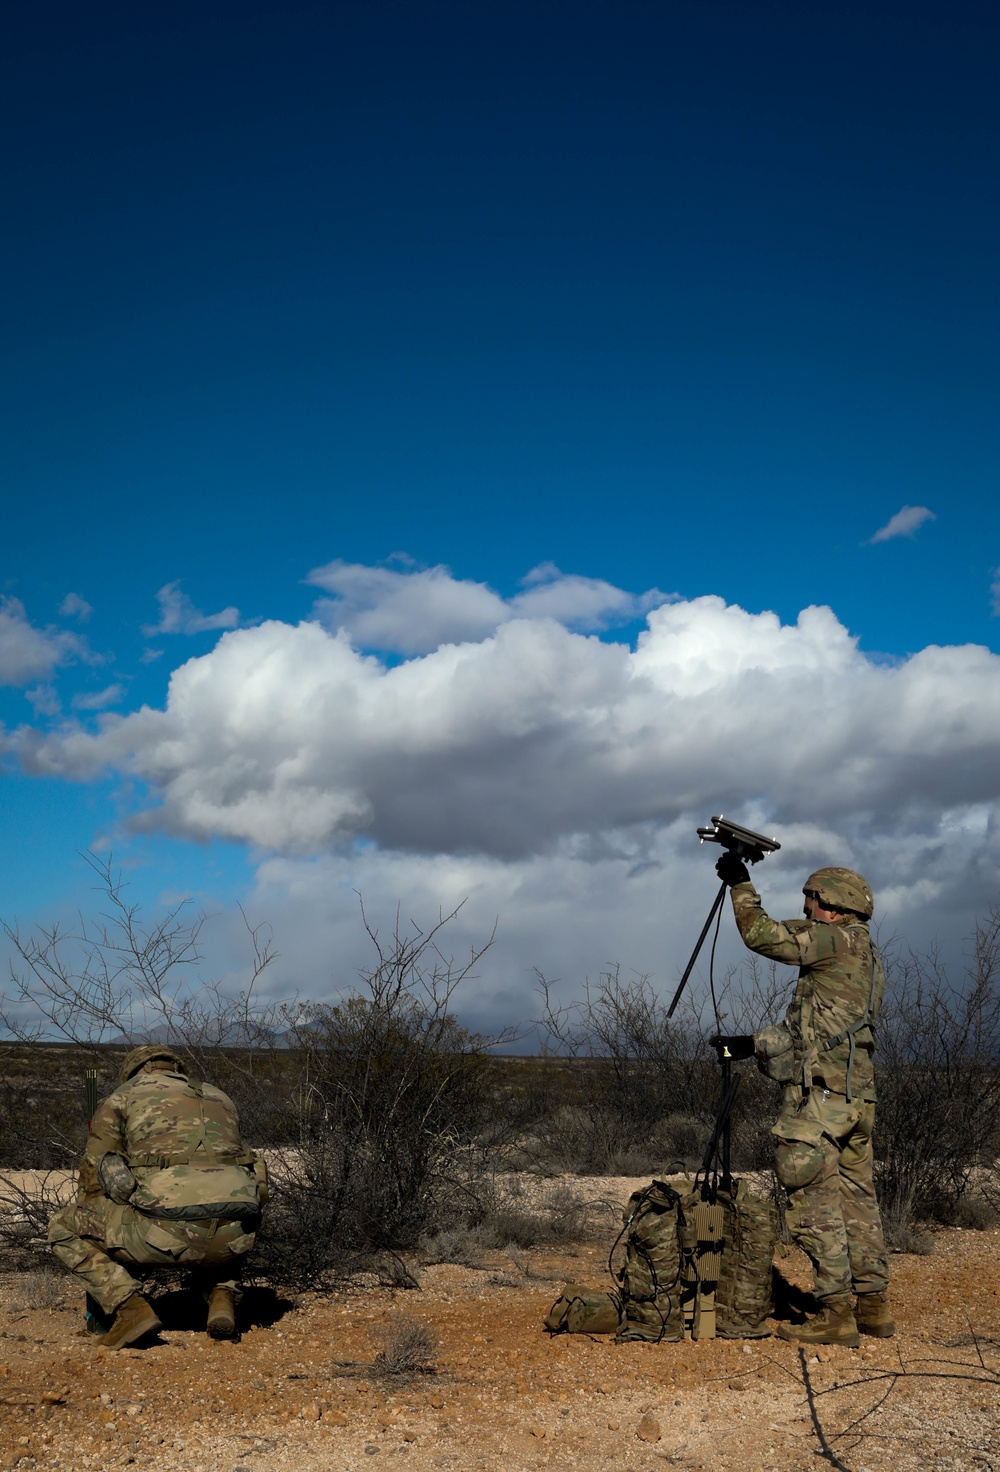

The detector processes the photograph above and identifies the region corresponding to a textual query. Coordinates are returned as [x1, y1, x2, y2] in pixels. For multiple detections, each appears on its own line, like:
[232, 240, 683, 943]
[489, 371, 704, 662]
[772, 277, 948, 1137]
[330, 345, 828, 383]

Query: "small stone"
[429, 1395, 444, 1409]
[607, 1419, 620, 1431]
[322, 1410, 348, 1426]
[636, 1414, 661, 1443]
[728, 1380, 749, 1392]
[402, 1431, 417, 1443]
[529, 1427, 546, 1439]
[41, 1391, 64, 1405]
[300, 1403, 321, 1421]
[364, 1446, 380, 1456]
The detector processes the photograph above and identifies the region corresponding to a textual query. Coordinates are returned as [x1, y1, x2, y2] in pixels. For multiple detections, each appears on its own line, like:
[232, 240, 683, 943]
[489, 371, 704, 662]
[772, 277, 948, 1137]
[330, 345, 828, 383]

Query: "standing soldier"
[715, 855, 893, 1347]
[48, 1046, 267, 1350]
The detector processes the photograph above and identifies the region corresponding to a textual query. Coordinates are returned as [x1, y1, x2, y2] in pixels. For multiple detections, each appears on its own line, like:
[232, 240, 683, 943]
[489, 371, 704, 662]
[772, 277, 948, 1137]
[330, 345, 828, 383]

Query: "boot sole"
[207, 1320, 238, 1340]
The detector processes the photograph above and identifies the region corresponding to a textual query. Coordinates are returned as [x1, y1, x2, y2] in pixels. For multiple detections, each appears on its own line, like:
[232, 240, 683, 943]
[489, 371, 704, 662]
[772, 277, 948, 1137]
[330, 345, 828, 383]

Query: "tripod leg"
[721, 1054, 733, 1195]
[699, 1065, 741, 1194]
[667, 881, 729, 1018]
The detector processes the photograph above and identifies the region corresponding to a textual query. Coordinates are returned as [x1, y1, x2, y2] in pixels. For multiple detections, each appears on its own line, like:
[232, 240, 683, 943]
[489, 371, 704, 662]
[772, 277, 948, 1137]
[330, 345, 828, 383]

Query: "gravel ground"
[1, 1175, 999, 1472]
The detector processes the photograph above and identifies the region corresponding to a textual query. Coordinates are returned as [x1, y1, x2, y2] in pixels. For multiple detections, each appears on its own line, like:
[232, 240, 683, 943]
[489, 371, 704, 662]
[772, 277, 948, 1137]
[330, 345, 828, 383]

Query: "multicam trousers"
[772, 1084, 889, 1301]
[48, 1195, 257, 1315]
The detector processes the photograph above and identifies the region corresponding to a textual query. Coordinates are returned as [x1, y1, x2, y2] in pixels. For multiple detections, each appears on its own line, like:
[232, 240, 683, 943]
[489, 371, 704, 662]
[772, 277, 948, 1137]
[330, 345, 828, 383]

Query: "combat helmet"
[119, 1044, 187, 1084]
[803, 868, 874, 920]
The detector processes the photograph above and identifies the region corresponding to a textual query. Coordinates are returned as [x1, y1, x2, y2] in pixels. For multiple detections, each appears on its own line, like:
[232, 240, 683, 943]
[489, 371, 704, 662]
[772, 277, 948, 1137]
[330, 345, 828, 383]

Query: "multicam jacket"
[730, 881, 884, 1102]
[79, 1066, 261, 1220]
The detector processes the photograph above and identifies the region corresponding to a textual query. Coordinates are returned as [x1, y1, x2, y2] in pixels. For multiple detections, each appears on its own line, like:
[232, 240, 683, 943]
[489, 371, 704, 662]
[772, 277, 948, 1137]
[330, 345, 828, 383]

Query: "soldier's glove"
[715, 852, 750, 887]
[708, 1034, 756, 1061]
[97, 1151, 138, 1204]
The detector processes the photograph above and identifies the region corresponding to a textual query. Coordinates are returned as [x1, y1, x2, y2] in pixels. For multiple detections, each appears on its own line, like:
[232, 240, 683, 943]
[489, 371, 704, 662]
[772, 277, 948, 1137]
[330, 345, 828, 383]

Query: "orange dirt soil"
[2, 1176, 999, 1472]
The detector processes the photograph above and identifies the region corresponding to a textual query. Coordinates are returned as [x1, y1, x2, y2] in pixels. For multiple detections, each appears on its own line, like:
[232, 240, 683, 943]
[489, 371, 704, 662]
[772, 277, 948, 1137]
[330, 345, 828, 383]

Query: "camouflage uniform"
[48, 1051, 262, 1317]
[730, 881, 889, 1301]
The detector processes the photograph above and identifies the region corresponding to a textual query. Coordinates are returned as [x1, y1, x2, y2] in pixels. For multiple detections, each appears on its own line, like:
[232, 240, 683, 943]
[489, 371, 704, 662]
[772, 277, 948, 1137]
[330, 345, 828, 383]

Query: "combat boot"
[855, 1291, 895, 1338]
[99, 1293, 162, 1351]
[777, 1295, 860, 1348]
[206, 1285, 237, 1339]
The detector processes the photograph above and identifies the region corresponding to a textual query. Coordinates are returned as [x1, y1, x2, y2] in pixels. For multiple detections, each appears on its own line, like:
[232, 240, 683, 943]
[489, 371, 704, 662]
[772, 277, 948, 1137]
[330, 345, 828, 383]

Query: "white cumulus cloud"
[0, 598, 84, 687]
[12, 570, 1000, 1025]
[307, 559, 671, 654]
[59, 592, 93, 622]
[143, 581, 240, 637]
[15, 593, 1000, 879]
[72, 684, 125, 712]
[867, 505, 936, 543]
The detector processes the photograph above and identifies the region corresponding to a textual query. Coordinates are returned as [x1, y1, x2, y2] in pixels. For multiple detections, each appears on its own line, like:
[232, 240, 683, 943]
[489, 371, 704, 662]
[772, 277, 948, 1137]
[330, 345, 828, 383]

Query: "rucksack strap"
[815, 939, 881, 1102]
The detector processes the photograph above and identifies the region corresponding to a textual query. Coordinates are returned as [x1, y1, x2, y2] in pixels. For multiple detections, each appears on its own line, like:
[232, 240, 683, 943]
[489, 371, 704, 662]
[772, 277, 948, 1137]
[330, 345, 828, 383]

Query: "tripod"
[667, 879, 756, 1204]
[666, 817, 779, 1197]
[660, 817, 780, 1338]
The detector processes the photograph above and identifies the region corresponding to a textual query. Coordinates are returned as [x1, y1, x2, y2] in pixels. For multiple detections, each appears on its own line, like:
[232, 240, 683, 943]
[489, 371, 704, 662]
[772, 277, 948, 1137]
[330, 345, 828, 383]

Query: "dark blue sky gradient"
[2, 0, 998, 688]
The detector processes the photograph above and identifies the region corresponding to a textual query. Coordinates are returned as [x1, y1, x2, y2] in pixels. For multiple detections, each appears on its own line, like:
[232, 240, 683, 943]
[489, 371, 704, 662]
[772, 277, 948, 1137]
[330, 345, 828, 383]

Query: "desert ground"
[2, 1175, 999, 1472]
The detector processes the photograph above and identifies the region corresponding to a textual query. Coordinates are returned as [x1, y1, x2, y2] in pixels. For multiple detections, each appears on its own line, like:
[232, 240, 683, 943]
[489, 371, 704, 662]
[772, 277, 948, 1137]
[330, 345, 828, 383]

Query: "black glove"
[716, 851, 750, 886]
[708, 1034, 756, 1061]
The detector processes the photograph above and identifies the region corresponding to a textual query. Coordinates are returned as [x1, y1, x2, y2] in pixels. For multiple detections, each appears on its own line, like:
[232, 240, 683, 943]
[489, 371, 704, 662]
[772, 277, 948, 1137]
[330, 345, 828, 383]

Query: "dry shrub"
[249, 903, 515, 1289]
[4, 1269, 65, 1313]
[417, 1225, 486, 1266]
[880, 1184, 935, 1255]
[476, 1203, 551, 1248]
[530, 959, 789, 1178]
[371, 1312, 439, 1377]
[486, 1270, 522, 1288]
[0, 1171, 74, 1271]
[875, 911, 1000, 1231]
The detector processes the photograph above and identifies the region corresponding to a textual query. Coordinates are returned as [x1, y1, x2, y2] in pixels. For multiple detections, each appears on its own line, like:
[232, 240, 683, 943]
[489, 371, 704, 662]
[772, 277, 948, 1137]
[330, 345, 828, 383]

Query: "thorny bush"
[874, 907, 1000, 1234]
[253, 901, 515, 1287]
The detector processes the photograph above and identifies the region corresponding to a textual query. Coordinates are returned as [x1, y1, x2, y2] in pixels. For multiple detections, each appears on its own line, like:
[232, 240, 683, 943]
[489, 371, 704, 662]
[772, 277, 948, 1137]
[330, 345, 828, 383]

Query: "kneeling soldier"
[49, 1046, 266, 1350]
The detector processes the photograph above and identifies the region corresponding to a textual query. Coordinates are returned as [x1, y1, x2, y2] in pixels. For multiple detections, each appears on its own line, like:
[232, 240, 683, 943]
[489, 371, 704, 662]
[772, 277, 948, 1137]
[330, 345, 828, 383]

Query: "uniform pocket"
[224, 1231, 256, 1256]
[144, 1221, 187, 1258]
[772, 1115, 826, 1192]
[101, 1202, 133, 1249]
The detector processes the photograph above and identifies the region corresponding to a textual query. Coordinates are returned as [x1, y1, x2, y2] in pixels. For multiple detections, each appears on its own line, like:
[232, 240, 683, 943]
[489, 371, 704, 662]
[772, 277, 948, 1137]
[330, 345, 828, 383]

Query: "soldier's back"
[121, 1070, 243, 1160]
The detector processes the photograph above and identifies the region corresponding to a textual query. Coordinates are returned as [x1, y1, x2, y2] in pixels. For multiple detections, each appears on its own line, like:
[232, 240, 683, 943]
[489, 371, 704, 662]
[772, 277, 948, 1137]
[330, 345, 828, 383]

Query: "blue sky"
[2, 0, 999, 1032]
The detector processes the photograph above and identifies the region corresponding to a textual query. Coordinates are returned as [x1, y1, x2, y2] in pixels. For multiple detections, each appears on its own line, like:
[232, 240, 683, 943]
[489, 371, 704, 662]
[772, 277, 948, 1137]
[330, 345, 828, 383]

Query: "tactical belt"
[127, 1150, 257, 1169]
